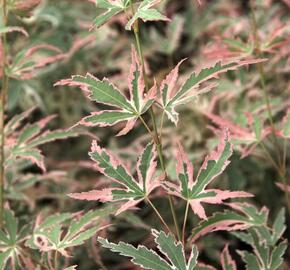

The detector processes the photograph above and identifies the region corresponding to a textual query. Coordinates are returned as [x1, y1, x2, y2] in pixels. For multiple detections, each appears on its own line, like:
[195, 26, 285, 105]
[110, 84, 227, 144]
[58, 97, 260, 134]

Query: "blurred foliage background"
[1, 0, 290, 269]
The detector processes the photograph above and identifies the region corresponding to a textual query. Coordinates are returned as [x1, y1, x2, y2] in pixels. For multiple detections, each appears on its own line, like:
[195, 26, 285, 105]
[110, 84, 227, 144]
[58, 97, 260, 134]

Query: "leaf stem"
[0, 0, 8, 228]
[159, 110, 165, 141]
[182, 201, 190, 245]
[250, 1, 290, 212]
[129, 0, 181, 241]
[146, 198, 172, 234]
[54, 250, 59, 270]
[249, 1, 282, 165]
[259, 141, 290, 213]
[139, 115, 154, 136]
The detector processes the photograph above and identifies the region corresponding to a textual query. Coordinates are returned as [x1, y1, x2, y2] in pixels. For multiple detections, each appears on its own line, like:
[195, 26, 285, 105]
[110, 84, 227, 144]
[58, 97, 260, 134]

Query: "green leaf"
[93, 0, 125, 28]
[39, 213, 71, 229]
[271, 208, 286, 245]
[138, 142, 155, 191]
[0, 250, 12, 270]
[238, 251, 261, 270]
[80, 110, 135, 127]
[99, 230, 199, 270]
[192, 135, 232, 196]
[72, 75, 134, 111]
[253, 116, 262, 141]
[161, 59, 265, 125]
[89, 142, 143, 194]
[191, 210, 254, 242]
[61, 226, 99, 248]
[98, 237, 172, 270]
[269, 241, 287, 270]
[282, 111, 290, 137]
[166, 130, 251, 219]
[4, 210, 18, 244]
[153, 230, 187, 269]
[125, 0, 169, 30]
[26, 129, 81, 148]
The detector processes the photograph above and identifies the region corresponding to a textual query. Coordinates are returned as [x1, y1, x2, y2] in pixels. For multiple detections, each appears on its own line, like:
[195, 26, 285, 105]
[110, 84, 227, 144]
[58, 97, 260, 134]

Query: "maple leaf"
[204, 111, 272, 158]
[158, 58, 266, 125]
[276, 109, 290, 139]
[56, 47, 156, 136]
[125, 0, 170, 30]
[163, 129, 252, 219]
[9, 44, 65, 80]
[98, 229, 199, 270]
[92, 0, 168, 30]
[4, 108, 82, 171]
[191, 203, 269, 242]
[69, 141, 161, 215]
[221, 245, 237, 270]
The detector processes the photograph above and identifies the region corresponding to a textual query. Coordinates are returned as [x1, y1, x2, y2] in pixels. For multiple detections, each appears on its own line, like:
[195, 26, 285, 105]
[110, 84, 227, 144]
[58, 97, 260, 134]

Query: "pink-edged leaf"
[0, 26, 28, 37]
[116, 119, 137, 137]
[221, 245, 237, 270]
[129, 46, 145, 112]
[56, 73, 134, 111]
[69, 189, 114, 202]
[161, 58, 267, 125]
[165, 129, 252, 219]
[7, 110, 82, 170]
[204, 112, 272, 158]
[159, 59, 185, 108]
[276, 110, 290, 139]
[69, 141, 161, 215]
[78, 110, 135, 128]
[191, 207, 263, 242]
[12, 148, 46, 171]
[125, 0, 170, 30]
[136, 142, 158, 192]
[11, 44, 65, 80]
[276, 183, 290, 194]
[56, 47, 156, 136]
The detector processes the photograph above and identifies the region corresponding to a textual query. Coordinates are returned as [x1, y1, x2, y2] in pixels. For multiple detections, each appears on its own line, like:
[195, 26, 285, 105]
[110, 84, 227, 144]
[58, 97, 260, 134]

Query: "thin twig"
[146, 198, 172, 234]
[129, 0, 181, 241]
[182, 201, 190, 246]
[0, 0, 8, 228]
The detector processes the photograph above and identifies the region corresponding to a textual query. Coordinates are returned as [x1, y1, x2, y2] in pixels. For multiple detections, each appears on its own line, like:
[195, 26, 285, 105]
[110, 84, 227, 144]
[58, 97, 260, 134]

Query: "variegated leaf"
[69, 141, 160, 215]
[191, 203, 269, 242]
[164, 129, 252, 219]
[159, 59, 266, 125]
[221, 245, 237, 270]
[56, 47, 156, 136]
[98, 229, 198, 270]
[125, 0, 169, 30]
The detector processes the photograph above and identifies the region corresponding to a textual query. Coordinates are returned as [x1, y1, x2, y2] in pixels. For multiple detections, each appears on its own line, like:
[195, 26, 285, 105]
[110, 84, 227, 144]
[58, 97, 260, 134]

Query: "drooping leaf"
[98, 229, 199, 270]
[0, 26, 28, 37]
[164, 129, 252, 219]
[26, 207, 113, 257]
[191, 204, 269, 242]
[69, 141, 160, 215]
[6, 110, 82, 171]
[153, 230, 198, 270]
[99, 237, 171, 270]
[159, 59, 266, 125]
[232, 207, 287, 270]
[9, 44, 65, 80]
[56, 47, 156, 136]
